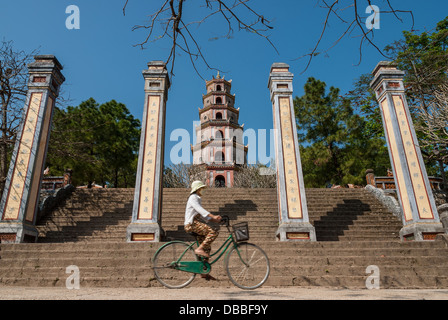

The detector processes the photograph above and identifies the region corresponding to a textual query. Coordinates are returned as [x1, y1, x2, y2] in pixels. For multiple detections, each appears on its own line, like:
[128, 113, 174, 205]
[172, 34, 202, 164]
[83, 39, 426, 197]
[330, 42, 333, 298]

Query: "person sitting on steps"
[184, 181, 222, 261]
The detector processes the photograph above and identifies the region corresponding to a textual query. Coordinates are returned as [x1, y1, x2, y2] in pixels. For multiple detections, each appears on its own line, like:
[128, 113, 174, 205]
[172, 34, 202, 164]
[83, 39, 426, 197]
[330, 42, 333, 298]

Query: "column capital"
[27, 55, 65, 97]
[143, 61, 170, 94]
[268, 63, 294, 100]
[370, 61, 405, 100]
[29, 55, 63, 70]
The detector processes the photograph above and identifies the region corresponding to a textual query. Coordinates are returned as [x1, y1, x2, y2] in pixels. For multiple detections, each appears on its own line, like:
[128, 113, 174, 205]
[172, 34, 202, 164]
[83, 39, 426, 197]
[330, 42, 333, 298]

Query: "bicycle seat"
[187, 232, 200, 239]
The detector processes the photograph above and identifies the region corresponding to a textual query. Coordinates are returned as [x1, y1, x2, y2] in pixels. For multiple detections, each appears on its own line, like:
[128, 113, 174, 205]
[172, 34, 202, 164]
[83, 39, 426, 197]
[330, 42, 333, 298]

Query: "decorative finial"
[217, 71, 221, 79]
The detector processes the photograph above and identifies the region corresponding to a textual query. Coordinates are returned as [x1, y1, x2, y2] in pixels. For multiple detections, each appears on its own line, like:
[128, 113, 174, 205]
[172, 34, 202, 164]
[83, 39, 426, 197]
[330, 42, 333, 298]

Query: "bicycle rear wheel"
[153, 242, 197, 289]
[225, 242, 270, 290]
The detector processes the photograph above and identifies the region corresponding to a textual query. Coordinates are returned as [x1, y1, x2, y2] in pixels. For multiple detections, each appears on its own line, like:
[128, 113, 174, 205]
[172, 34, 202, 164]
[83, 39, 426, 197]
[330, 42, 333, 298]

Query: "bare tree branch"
[124, 0, 276, 79]
[233, 164, 276, 188]
[163, 162, 208, 188]
[0, 40, 38, 193]
[125, 1, 415, 78]
[296, 0, 414, 73]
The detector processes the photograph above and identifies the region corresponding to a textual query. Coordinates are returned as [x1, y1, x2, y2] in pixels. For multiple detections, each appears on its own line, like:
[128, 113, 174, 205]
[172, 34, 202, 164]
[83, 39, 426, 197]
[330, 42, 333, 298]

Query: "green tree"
[46, 98, 141, 187]
[294, 77, 389, 187]
[385, 17, 448, 108]
[384, 16, 448, 181]
[46, 98, 101, 186]
[348, 73, 384, 140]
[97, 100, 141, 188]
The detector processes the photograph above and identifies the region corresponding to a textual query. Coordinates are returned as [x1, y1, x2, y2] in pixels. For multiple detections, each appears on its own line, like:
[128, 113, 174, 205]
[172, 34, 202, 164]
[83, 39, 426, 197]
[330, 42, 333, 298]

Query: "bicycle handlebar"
[220, 215, 230, 227]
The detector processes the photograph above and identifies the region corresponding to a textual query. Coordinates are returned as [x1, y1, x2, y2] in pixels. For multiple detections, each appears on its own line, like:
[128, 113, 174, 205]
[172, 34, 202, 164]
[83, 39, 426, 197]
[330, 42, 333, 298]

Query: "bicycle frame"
[197, 234, 235, 266]
[154, 232, 248, 274]
[153, 215, 270, 290]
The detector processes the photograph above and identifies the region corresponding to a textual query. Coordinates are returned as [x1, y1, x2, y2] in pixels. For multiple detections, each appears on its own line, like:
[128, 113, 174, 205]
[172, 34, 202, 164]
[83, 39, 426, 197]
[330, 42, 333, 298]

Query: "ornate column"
[127, 61, 170, 242]
[268, 63, 316, 241]
[370, 61, 444, 241]
[0, 55, 65, 243]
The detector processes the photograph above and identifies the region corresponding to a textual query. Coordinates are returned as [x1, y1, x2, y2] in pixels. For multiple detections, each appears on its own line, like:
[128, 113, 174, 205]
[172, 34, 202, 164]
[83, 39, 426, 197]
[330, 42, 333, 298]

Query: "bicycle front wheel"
[225, 242, 270, 290]
[153, 242, 196, 289]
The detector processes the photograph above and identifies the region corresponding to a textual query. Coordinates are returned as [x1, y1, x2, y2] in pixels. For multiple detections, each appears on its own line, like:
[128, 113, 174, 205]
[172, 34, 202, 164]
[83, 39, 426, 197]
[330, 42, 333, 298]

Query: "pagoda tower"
[192, 72, 248, 187]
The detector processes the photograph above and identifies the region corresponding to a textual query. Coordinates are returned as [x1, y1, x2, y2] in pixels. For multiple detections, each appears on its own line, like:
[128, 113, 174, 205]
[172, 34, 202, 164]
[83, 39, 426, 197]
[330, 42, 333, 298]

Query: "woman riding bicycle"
[153, 184, 270, 288]
[184, 181, 222, 260]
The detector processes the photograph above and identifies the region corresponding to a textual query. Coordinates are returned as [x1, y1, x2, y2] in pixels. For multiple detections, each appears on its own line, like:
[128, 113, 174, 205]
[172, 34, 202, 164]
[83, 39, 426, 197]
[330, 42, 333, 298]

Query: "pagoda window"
[216, 112, 222, 120]
[215, 130, 224, 140]
[216, 85, 222, 91]
[216, 97, 222, 104]
[215, 175, 226, 188]
[215, 151, 225, 162]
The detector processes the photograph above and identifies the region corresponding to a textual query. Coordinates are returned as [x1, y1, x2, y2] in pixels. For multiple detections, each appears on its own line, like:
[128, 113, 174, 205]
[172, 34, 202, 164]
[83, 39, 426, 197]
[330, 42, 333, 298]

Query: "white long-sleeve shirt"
[184, 193, 211, 225]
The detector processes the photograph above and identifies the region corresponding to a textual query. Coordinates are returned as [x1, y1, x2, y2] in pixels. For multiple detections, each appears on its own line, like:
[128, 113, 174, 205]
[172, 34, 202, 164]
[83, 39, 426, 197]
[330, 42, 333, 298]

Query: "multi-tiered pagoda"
[192, 72, 248, 187]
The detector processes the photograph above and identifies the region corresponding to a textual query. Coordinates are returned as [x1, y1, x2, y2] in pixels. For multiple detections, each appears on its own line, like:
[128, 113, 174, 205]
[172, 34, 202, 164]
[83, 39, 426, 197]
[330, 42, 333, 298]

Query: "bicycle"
[152, 215, 270, 290]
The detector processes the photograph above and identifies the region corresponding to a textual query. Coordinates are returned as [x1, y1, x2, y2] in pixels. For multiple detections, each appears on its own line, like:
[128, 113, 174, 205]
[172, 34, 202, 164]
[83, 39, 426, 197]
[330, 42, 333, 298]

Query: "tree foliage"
[384, 16, 448, 180]
[295, 77, 389, 187]
[46, 98, 141, 188]
[347, 73, 384, 140]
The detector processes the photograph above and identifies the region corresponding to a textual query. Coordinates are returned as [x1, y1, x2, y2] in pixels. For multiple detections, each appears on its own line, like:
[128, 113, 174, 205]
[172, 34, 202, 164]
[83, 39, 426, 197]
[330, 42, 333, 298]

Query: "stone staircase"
[34, 188, 403, 243]
[0, 187, 448, 289]
[36, 188, 134, 243]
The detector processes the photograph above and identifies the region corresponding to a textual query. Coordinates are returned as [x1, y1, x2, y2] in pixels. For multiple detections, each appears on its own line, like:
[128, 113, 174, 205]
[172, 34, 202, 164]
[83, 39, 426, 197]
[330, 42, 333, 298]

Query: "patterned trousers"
[184, 216, 219, 254]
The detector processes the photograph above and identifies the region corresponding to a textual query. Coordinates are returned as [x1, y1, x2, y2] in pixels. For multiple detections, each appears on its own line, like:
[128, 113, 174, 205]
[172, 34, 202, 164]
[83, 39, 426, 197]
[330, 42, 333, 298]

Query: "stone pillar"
[0, 55, 65, 243]
[437, 204, 448, 234]
[63, 169, 73, 186]
[127, 61, 170, 242]
[370, 61, 444, 241]
[268, 63, 316, 241]
[365, 169, 375, 186]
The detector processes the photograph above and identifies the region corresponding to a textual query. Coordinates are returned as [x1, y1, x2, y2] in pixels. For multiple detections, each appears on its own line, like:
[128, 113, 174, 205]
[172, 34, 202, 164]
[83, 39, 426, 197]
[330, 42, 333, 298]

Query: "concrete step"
[24, 187, 448, 289]
[2, 239, 448, 288]
[2, 245, 447, 260]
[36, 187, 404, 244]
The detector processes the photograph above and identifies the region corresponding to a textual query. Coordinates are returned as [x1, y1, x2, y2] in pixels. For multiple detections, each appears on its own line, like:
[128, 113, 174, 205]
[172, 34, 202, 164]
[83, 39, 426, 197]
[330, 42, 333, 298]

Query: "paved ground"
[1, 286, 448, 300]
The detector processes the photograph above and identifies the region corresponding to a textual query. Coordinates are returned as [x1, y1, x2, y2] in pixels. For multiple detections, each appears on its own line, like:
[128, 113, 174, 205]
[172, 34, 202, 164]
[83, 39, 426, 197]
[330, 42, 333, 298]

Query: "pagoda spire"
[192, 74, 248, 187]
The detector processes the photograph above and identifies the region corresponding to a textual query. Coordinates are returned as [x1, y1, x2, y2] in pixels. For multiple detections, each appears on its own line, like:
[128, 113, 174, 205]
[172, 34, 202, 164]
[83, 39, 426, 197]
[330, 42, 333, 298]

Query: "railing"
[366, 169, 444, 191]
[41, 169, 72, 191]
[206, 162, 236, 169]
[41, 176, 65, 190]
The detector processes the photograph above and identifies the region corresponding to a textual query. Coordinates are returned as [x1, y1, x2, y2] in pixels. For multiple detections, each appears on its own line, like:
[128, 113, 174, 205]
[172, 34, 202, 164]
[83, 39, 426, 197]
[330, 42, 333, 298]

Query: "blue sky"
[1, 0, 447, 166]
